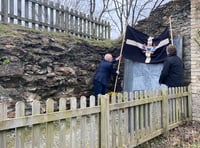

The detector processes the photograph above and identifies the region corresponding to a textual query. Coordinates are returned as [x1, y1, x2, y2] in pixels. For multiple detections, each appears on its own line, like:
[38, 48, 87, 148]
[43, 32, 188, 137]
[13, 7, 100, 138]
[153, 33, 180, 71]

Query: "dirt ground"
[136, 121, 200, 148]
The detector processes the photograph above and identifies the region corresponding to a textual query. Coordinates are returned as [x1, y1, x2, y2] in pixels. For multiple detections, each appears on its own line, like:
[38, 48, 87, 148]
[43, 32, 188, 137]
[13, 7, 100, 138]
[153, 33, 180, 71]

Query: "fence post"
[101, 94, 110, 148]
[162, 89, 169, 136]
[187, 84, 192, 120]
[2, 0, 8, 23]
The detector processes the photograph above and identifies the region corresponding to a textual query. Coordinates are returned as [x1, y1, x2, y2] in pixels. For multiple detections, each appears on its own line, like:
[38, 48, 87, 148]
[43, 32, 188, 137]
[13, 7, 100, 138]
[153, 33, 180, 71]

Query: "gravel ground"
[136, 121, 200, 148]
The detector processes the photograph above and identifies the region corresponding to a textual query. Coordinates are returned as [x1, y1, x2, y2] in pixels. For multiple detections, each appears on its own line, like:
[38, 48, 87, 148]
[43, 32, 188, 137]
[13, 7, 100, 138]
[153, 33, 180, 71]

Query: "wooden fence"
[0, 86, 191, 148]
[0, 0, 110, 40]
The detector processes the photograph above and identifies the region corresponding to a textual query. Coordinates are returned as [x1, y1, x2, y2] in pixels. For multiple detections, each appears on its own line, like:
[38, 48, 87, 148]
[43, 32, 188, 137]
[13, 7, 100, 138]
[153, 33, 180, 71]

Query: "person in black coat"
[93, 53, 121, 102]
[159, 44, 184, 87]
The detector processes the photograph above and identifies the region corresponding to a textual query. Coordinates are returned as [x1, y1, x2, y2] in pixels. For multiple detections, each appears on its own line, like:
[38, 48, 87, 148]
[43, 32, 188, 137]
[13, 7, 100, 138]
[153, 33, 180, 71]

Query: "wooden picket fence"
[0, 0, 110, 40]
[0, 86, 191, 148]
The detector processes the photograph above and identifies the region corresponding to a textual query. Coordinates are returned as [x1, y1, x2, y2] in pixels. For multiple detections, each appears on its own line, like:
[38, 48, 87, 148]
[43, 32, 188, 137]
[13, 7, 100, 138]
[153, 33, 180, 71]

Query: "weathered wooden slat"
[2, 0, 8, 23]
[178, 87, 181, 121]
[162, 89, 169, 136]
[69, 9, 74, 34]
[117, 93, 122, 147]
[74, 10, 79, 35]
[182, 87, 187, 119]
[17, 0, 22, 25]
[38, 0, 43, 29]
[55, 3, 60, 32]
[70, 97, 77, 148]
[144, 90, 149, 135]
[175, 87, 180, 122]
[79, 12, 83, 36]
[10, 0, 14, 23]
[180, 87, 185, 119]
[60, 5, 65, 31]
[123, 92, 129, 146]
[139, 91, 144, 137]
[87, 15, 91, 38]
[80, 96, 87, 148]
[59, 97, 67, 148]
[168, 89, 173, 124]
[89, 95, 96, 148]
[25, 0, 29, 27]
[129, 92, 135, 145]
[46, 99, 54, 148]
[83, 13, 87, 37]
[171, 88, 176, 123]
[49, 1, 54, 31]
[101, 94, 109, 148]
[111, 93, 117, 148]
[32, 100, 41, 148]
[149, 99, 153, 133]
[0, 103, 7, 148]
[187, 85, 192, 121]
[15, 101, 25, 148]
[43, 0, 48, 30]
[134, 91, 140, 144]
[107, 22, 111, 39]
[65, 7, 69, 32]
[32, 0, 36, 29]
[104, 21, 108, 39]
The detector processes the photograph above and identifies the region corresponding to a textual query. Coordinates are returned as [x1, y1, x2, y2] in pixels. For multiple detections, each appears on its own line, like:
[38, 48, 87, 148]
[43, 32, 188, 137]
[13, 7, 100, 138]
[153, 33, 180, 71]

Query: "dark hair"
[167, 44, 177, 55]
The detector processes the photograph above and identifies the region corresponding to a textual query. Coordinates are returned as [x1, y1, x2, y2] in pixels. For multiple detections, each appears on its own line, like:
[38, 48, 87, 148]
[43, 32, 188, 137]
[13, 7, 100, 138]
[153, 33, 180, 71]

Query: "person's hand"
[115, 55, 122, 61]
[116, 70, 119, 75]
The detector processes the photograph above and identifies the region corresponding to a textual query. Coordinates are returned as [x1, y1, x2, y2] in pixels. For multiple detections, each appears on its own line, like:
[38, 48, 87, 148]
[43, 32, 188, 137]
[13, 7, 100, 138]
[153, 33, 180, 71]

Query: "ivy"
[2, 58, 10, 65]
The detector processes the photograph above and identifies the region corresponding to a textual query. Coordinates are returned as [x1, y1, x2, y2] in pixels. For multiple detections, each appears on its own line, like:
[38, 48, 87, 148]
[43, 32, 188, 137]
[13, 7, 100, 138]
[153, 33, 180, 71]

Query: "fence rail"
[0, 86, 191, 148]
[0, 0, 110, 40]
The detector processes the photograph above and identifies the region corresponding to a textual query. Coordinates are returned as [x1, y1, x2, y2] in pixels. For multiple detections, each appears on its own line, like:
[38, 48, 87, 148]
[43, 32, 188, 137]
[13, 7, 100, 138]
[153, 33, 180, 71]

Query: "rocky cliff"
[0, 23, 121, 111]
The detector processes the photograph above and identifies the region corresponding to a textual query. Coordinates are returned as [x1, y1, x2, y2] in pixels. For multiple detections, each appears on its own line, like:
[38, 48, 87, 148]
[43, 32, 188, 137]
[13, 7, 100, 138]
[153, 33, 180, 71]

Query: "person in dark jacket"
[93, 53, 121, 102]
[159, 44, 184, 87]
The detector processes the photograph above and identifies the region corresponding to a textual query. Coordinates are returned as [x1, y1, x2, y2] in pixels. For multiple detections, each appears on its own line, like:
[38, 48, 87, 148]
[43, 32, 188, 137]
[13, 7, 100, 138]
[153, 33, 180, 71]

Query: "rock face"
[0, 24, 121, 108]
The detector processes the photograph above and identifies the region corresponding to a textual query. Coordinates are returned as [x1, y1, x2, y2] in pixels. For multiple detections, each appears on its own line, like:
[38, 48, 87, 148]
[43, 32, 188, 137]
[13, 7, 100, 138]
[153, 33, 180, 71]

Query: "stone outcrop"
[0, 24, 121, 111]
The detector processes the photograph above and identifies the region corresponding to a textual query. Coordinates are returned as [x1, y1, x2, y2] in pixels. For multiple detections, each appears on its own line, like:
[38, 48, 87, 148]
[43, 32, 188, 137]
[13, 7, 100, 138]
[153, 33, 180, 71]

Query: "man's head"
[104, 53, 113, 62]
[166, 44, 177, 55]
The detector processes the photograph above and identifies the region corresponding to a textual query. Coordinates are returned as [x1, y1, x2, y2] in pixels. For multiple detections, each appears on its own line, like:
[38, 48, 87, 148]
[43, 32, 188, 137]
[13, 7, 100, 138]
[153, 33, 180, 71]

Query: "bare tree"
[112, 0, 124, 34]
[98, 0, 111, 20]
[89, 0, 95, 16]
[108, 0, 168, 36]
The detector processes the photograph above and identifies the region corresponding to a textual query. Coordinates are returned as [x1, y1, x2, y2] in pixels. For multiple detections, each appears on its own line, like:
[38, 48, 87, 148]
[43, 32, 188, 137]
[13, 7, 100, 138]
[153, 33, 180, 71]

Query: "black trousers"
[93, 80, 106, 104]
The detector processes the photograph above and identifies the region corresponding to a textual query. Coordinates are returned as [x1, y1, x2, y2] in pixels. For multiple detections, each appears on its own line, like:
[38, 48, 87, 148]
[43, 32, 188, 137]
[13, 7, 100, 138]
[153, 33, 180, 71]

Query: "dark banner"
[122, 25, 170, 64]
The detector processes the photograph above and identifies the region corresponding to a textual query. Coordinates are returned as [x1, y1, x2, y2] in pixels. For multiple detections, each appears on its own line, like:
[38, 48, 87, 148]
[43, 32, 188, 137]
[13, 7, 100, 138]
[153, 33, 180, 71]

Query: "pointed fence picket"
[0, 86, 192, 148]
